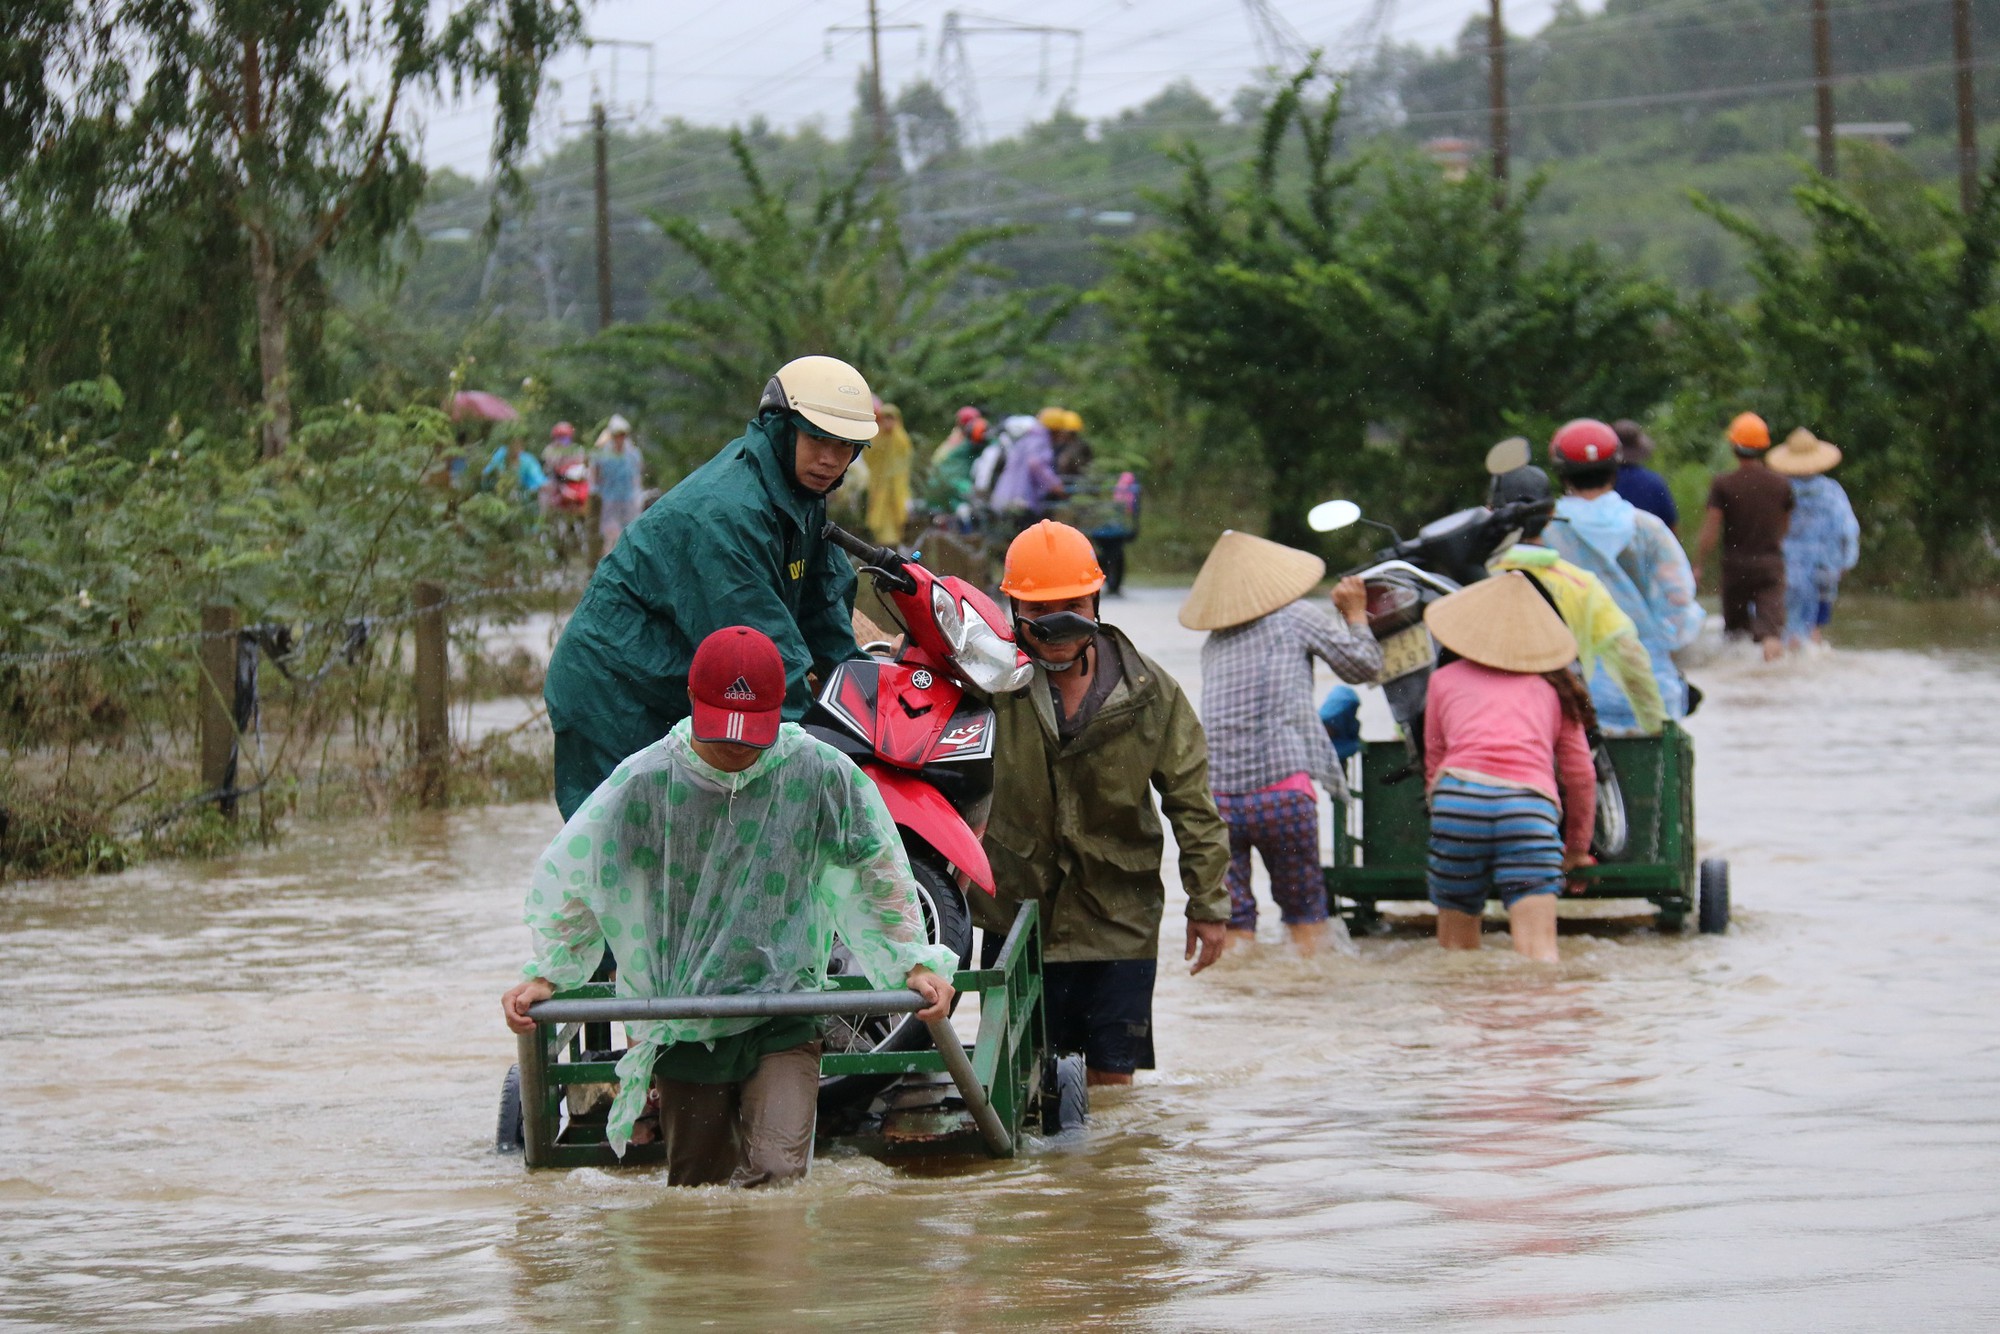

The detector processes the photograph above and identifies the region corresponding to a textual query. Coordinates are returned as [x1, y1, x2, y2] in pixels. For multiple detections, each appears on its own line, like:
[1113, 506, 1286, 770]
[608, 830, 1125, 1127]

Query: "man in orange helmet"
[977, 519, 1231, 1087]
[1695, 412, 1793, 662]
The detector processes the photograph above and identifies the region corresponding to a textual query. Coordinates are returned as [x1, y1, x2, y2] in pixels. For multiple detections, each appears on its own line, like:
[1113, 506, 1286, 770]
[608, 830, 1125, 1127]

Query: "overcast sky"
[417, 0, 1574, 171]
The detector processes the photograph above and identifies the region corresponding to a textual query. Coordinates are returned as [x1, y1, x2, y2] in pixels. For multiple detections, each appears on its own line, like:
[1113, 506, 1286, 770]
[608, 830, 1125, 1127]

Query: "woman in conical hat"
[1769, 428, 1859, 651]
[1421, 572, 1597, 963]
[1181, 530, 1384, 955]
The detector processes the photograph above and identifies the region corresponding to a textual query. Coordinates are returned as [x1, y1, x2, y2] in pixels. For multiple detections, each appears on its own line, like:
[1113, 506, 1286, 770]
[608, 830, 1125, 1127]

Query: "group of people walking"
[1693, 413, 1861, 660]
[497, 353, 1866, 1190]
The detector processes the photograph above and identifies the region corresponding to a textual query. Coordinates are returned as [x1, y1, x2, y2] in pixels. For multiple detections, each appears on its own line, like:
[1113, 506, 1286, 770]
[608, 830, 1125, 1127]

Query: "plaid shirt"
[1199, 600, 1382, 797]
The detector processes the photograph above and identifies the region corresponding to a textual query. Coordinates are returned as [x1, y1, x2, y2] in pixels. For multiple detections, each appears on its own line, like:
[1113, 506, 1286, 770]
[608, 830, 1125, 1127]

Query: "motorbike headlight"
[953, 606, 1033, 694]
[931, 581, 966, 650]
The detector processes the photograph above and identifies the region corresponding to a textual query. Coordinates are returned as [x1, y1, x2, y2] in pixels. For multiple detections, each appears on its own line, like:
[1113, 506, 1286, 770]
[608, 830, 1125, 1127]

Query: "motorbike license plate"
[1377, 625, 1436, 682]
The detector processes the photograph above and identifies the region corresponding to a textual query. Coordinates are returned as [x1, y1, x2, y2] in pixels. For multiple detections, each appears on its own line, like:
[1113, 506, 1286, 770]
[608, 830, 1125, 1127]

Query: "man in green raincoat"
[544, 356, 881, 818]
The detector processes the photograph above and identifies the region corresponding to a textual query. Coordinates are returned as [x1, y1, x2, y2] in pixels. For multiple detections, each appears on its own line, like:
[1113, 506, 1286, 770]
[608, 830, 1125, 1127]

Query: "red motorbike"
[810, 522, 1033, 1107]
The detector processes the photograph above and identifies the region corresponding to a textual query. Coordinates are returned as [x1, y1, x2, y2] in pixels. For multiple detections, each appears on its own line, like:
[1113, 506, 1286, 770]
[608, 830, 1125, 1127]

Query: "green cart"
[1325, 722, 1729, 935]
[503, 903, 1077, 1168]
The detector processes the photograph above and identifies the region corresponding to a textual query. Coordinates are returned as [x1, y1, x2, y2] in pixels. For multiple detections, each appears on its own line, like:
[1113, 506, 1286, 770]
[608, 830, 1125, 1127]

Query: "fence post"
[198, 604, 240, 817]
[413, 580, 449, 809]
[586, 492, 604, 569]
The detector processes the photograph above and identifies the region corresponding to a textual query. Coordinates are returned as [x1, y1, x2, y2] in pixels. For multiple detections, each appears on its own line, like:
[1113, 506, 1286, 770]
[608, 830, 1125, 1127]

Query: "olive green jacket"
[976, 626, 1231, 962]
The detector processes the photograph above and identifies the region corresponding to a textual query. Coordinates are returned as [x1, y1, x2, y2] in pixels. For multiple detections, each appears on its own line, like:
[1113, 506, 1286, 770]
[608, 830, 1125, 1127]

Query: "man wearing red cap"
[503, 626, 957, 1185]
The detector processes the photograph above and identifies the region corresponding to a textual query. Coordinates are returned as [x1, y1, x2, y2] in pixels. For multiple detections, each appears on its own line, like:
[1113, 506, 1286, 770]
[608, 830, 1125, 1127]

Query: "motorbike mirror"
[1485, 437, 1532, 476]
[1307, 499, 1362, 533]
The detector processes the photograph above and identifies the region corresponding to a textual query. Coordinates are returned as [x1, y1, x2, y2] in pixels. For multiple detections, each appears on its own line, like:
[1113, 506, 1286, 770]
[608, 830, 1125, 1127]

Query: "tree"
[8, 0, 582, 457]
[1696, 155, 2000, 585]
[1102, 74, 1375, 547]
[549, 131, 1072, 478]
[1104, 66, 1677, 545]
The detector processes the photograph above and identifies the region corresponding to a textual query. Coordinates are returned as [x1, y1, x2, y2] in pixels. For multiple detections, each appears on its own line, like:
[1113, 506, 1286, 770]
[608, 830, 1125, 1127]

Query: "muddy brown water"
[4, 592, 1999, 1330]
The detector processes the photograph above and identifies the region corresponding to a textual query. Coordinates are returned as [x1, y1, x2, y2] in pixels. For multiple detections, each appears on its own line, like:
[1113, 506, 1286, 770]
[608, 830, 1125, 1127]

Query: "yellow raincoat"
[866, 404, 913, 546]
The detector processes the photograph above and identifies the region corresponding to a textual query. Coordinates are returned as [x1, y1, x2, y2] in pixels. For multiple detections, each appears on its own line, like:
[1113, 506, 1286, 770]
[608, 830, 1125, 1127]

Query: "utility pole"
[1955, 0, 1978, 213]
[592, 101, 612, 331]
[1811, 0, 1836, 177]
[1488, 0, 1509, 199]
[563, 36, 653, 332]
[867, 0, 890, 157]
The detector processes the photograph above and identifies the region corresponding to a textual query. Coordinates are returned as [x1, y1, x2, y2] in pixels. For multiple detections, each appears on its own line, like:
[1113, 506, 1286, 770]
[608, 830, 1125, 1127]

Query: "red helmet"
[1549, 418, 1622, 472]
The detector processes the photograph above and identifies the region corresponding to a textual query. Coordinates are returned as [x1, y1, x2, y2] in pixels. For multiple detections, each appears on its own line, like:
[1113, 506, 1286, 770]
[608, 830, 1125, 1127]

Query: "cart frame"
[1326, 723, 1701, 933]
[513, 903, 1048, 1168]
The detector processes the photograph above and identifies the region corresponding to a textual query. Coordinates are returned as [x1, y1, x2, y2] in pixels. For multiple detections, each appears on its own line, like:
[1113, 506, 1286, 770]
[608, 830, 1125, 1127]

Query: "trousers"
[1215, 786, 1327, 928]
[654, 1040, 821, 1188]
[1720, 556, 1786, 643]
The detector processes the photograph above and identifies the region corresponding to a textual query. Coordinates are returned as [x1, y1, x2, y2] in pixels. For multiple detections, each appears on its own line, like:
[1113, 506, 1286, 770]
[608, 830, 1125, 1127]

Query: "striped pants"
[1215, 787, 1327, 929]
[1426, 776, 1564, 914]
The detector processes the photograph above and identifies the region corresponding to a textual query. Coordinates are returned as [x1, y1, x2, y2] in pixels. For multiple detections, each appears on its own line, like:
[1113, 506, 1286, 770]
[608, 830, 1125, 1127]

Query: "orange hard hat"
[1001, 520, 1106, 601]
[1727, 412, 1771, 449]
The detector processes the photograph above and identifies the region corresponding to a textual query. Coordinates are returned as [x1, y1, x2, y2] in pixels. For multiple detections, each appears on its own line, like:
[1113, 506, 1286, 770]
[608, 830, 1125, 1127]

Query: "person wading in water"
[975, 520, 1232, 1087]
[1179, 530, 1382, 954]
[504, 626, 956, 1184]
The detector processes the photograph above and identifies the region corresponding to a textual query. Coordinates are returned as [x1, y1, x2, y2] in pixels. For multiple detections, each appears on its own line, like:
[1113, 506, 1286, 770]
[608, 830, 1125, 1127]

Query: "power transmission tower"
[1955, 0, 1978, 212]
[1811, 0, 1836, 176]
[936, 12, 984, 145]
[932, 9, 1083, 148]
[1332, 0, 1397, 72]
[1241, 0, 1309, 71]
[1489, 0, 1509, 197]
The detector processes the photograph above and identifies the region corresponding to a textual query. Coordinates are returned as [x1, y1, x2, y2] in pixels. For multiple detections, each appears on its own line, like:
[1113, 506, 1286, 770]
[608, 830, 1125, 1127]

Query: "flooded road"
[4, 592, 1999, 1330]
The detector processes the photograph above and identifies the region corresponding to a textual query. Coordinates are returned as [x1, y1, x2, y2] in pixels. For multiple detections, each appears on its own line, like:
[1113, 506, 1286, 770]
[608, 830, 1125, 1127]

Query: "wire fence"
[0, 569, 588, 670]
[0, 569, 590, 878]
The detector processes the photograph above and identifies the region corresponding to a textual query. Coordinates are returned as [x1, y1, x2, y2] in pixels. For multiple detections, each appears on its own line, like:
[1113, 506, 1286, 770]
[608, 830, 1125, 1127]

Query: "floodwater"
[4, 592, 2000, 1331]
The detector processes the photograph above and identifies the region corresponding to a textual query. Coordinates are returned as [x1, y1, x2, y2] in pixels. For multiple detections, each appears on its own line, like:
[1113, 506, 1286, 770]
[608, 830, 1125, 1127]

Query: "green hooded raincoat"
[545, 415, 861, 817]
[974, 626, 1232, 962]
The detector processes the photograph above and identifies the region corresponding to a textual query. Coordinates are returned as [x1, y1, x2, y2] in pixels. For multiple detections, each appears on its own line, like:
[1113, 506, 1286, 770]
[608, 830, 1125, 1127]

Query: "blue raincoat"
[1547, 492, 1705, 729]
[1783, 475, 1860, 639]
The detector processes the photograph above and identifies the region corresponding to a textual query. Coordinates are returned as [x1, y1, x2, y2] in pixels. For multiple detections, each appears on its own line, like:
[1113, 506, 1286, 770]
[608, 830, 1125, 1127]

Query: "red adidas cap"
[689, 626, 786, 749]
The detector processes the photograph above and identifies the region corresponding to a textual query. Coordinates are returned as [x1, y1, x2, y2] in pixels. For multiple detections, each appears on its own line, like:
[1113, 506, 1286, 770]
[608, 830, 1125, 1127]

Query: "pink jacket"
[1423, 659, 1596, 856]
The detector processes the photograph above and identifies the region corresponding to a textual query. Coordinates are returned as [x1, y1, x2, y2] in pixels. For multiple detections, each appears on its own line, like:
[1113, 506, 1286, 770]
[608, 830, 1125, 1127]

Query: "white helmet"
[757, 355, 879, 444]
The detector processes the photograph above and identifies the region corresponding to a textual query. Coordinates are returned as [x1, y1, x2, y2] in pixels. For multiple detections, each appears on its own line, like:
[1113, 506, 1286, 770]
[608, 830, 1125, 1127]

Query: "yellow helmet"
[1060, 409, 1084, 433]
[759, 356, 880, 443]
[1036, 406, 1067, 429]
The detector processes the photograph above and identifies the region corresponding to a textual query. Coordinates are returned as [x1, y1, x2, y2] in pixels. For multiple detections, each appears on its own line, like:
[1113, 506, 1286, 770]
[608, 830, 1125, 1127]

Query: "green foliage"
[0, 380, 557, 876]
[2, 0, 582, 453]
[1694, 152, 2000, 584]
[542, 133, 1074, 481]
[1104, 69, 1678, 547]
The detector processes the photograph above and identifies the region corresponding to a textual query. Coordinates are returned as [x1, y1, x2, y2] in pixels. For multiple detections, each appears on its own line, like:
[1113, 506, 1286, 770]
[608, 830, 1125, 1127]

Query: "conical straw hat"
[1424, 572, 1577, 674]
[1179, 530, 1326, 631]
[1768, 426, 1842, 476]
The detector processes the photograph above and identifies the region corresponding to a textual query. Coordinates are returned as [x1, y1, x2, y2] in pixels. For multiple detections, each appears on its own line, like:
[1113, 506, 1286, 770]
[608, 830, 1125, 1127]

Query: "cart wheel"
[496, 1064, 524, 1153]
[819, 849, 973, 1113]
[1041, 1053, 1089, 1135]
[1698, 859, 1731, 934]
[1591, 741, 1629, 861]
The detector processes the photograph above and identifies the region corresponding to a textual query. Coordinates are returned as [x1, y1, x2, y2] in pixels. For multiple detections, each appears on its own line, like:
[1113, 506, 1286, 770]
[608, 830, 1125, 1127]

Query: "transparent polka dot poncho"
[522, 719, 959, 1155]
